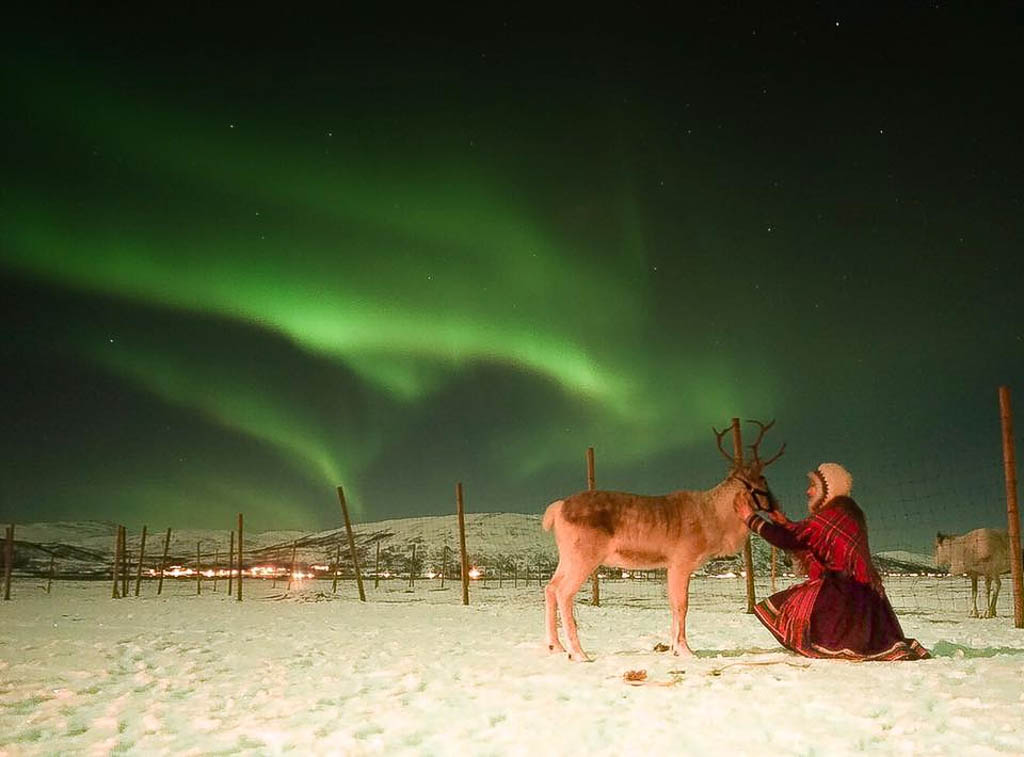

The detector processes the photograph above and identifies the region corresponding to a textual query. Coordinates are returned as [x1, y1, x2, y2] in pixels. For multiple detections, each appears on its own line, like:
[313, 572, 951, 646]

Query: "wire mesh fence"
[4, 395, 1022, 623]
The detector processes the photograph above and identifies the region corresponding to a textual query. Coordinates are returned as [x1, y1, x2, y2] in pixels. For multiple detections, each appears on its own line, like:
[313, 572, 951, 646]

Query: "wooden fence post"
[213, 549, 219, 592]
[733, 418, 756, 613]
[456, 482, 469, 606]
[157, 528, 171, 596]
[196, 542, 202, 595]
[439, 544, 447, 590]
[111, 525, 123, 599]
[374, 541, 381, 590]
[287, 541, 298, 592]
[3, 525, 13, 601]
[237, 513, 243, 602]
[998, 386, 1024, 628]
[134, 525, 147, 597]
[409, 543, 416, 590]
[227, 531, 234, 596]
[331, 537, 342, 594]
[47, 553, 55, 595]
[121, 532, 130, 598]
[337, 486, 365, 601]
[587, 446, 600, 607]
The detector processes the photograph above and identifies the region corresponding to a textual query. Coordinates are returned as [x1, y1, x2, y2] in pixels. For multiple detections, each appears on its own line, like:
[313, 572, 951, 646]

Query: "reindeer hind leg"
[555, 560, 598, 662]
[545, 568, 566, 653]
[969, 575, 979, 617]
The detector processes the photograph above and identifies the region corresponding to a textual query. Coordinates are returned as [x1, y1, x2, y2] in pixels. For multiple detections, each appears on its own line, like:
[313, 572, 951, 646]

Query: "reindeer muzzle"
[738, 478, 776, 512]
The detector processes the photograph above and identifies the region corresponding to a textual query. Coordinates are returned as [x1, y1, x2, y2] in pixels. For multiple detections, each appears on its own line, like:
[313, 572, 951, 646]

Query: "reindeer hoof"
[548, 642, 566, 653]
[567, 651, 590, 663]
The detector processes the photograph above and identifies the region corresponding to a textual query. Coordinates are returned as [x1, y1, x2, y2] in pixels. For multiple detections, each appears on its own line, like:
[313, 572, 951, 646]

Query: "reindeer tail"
[542, 500, 563, 531]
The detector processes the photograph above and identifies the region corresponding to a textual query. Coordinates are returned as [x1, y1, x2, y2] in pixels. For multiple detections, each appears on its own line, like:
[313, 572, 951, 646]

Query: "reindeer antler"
[712, 425, 735, 464]
[745, 419, 786, 467]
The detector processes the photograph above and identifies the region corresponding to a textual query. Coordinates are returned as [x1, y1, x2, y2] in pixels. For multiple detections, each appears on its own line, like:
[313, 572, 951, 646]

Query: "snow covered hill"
[5, 517, 935, 578]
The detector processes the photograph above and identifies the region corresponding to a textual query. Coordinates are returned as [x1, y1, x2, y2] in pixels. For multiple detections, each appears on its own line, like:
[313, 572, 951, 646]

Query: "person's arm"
[743, 513, 807, 551]
[734, 491, 806, 551]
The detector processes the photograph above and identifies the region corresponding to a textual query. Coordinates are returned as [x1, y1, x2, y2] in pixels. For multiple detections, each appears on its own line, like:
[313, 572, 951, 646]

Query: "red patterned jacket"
[746, 496, 884, 595]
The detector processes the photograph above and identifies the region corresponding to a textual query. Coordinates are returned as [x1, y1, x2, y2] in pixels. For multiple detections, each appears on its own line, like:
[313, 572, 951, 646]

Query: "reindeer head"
[713, 419, 786, 513]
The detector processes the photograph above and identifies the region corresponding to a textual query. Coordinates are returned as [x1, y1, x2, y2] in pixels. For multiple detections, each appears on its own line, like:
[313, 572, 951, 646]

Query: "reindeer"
[934, 528, 1010, 618]
[542, 420, 785, 661]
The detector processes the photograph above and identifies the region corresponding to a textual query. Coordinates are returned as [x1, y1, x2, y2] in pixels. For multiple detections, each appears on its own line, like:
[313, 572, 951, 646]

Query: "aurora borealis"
[2, 7, 1021, 547]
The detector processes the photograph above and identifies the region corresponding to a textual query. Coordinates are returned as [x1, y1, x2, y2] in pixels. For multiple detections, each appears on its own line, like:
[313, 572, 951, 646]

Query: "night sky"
[2, 6, 1022, 549]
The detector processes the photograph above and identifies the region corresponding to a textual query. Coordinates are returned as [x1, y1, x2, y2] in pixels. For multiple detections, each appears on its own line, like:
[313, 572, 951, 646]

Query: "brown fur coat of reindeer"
[542, 421, 784, 661]
[934, 528, 1010, 618]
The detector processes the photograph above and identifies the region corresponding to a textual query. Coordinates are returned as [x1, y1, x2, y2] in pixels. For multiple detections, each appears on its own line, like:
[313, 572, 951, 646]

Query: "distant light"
[468, 567, 482, 579]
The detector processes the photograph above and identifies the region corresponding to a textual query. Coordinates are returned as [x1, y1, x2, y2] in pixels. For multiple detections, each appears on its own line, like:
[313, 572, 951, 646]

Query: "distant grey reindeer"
[542, 420, 785, 661]
[934, 528, 1010, 618]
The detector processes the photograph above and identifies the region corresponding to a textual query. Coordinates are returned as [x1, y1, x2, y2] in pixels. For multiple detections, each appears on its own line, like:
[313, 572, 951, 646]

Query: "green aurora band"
[2, 65, 771, 521]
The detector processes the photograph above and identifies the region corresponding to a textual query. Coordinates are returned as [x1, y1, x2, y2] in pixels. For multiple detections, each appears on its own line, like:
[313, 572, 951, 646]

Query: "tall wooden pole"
[196, 541, 202, 595]
[227, 531, 234, 596]
[998, 386, 1023, 628]
[3, 525, 13, 601]
[213, 549, 219, 592]
[237, 513, 244, 601]
[587, 446, 600, 607]
[47, 553, 55, 595]
[134, 525, 147, 597]
[733, 418, 756, 613]
[111, 525, 123, 599]
[456, 482, 469, 606]
[157, 527, 171, 596]
[337, 486, 365, 601]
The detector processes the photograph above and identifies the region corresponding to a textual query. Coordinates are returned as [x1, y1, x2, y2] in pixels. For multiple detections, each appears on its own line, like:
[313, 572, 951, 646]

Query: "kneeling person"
[734, 463, 929, 661]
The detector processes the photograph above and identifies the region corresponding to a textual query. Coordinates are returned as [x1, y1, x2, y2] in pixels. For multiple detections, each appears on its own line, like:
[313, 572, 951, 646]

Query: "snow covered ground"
[2, 576, 1024, 756]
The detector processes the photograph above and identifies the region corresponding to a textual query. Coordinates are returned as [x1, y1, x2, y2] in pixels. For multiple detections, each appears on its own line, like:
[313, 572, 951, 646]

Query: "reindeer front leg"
[969, 575, 979, 617]
[666, 564, 695, 657]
